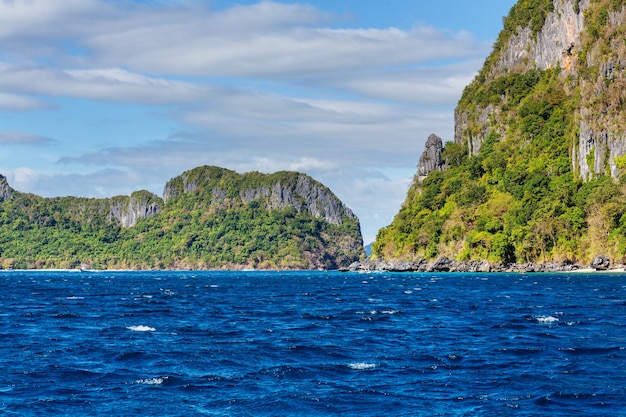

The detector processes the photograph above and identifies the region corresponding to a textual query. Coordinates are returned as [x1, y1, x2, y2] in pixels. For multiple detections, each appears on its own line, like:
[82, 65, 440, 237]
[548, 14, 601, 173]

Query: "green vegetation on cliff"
[0, 166, 363, 270]
[374, 0, 626, 265]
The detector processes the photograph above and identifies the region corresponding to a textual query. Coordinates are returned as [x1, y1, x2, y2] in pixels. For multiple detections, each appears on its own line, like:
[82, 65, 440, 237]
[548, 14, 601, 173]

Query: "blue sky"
[0, 0, 516, 244]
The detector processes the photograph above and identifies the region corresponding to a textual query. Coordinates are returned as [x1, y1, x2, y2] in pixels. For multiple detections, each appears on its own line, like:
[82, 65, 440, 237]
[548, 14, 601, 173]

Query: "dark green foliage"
[442, 141, 467, 167]
[0, 167, 363, 270]
[374, 61, 626, 264]
[375, 0, 626, 265]
[373, 0, 626, 263]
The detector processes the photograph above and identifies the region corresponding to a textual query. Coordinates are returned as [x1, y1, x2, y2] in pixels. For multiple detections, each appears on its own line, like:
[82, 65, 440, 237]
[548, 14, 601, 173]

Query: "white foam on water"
[535, 316, 559, 324]
[348, 362, 376, 370]
[135, 377, 167, 385]
[127, 325, 156, 332]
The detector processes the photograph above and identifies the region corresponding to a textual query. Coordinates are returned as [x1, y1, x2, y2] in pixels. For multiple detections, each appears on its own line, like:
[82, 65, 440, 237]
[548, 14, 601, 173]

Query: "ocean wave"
[534, 315, 559, 324]
[135, 376, 168, 385]
[347, 362, 376, 370]
[126, 325, 156, 332]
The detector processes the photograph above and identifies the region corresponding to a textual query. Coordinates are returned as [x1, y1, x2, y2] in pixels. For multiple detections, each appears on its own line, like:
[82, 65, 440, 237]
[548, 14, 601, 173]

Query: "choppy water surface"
[0, 270, 625, 416]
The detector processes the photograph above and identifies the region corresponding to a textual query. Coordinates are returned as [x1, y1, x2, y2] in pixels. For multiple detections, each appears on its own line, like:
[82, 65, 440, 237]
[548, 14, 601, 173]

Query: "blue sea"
[0, 270, 625, 416]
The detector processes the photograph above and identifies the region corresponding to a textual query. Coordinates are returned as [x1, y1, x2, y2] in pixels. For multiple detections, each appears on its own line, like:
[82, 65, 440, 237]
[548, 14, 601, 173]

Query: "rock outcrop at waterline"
[344, 256, 617, 273]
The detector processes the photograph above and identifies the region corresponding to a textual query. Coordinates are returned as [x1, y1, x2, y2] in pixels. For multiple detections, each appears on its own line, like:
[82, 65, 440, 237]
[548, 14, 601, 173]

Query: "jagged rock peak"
[416, 134, 444, 180]
[0, 175, 13, 202]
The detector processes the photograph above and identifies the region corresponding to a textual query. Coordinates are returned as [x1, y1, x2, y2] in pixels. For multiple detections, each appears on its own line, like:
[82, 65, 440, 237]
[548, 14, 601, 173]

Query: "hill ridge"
[0, 166, 364, 270]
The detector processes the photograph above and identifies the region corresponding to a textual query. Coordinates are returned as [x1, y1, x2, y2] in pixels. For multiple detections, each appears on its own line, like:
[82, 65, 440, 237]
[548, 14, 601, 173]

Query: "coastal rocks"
[430, 256, 455, 272]
[343, 258, 588, 273]
[590, 255, 610, 271]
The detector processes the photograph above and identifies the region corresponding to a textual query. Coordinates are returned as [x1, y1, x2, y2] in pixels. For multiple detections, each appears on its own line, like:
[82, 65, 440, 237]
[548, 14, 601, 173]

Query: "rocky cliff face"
[0, 175, 13, 202]
[373, 0, 626, 267]
[240, 176, 355, 226]
[108, 191, 162, 227]
[489, 0, 586, 77]
[416, 134, 445, 181]
[455, 0, 626, 180]
[163, 166, 357, 226]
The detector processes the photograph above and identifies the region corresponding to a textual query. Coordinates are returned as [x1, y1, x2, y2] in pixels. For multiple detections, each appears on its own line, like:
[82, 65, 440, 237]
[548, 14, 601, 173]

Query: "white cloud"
[6, 167, 157, 199]
[0, 1, 488, 79]
[0, 130, 56, 144]
[331, 59, 484, 104]
[0, 64, 206, 104]
[4, 167, 40, 190]
[0, 93, 52, 111]
[88, 18, 485, 79]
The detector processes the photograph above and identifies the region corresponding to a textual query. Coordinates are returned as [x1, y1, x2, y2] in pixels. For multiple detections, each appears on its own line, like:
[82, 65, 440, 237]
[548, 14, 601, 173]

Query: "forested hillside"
[0, 166, 364, 270]
[374, 0, 626, 266]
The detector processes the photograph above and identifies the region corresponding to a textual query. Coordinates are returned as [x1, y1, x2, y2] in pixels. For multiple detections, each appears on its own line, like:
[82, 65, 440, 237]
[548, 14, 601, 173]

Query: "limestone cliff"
[163, 166, 357, 226]
[108, 191, 162, 227]
[373, 0, 626, 267]
[0, 175, 13, 202]
[456, 0, 626, 180]
[416, 134, 445, 181]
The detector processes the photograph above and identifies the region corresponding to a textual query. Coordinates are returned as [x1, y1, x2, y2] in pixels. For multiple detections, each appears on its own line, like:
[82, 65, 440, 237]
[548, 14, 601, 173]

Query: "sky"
[0, 0, 517, 244]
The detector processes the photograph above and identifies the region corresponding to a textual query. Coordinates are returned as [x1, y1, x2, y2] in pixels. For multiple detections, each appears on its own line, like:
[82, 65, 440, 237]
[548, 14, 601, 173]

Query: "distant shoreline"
[1, 264, 625, 273]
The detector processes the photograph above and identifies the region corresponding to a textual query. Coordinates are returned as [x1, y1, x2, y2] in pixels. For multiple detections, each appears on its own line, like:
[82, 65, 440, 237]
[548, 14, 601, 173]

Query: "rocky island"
[367, 0, 626, 272]
[0, 166, 364, 270]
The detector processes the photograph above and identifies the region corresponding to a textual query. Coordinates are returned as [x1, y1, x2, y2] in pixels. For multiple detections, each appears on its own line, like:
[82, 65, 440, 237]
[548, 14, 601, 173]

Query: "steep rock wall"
[416, 134, 445, 180]
[108, 191, 162, 227]
[456, 0, 589, 156]
[456, 0, 626, 181]
[0, 175, 13, 202]
[164, 166, 356, 226]
[576, 3, 626, 179]
[490, 0, 587, 77]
